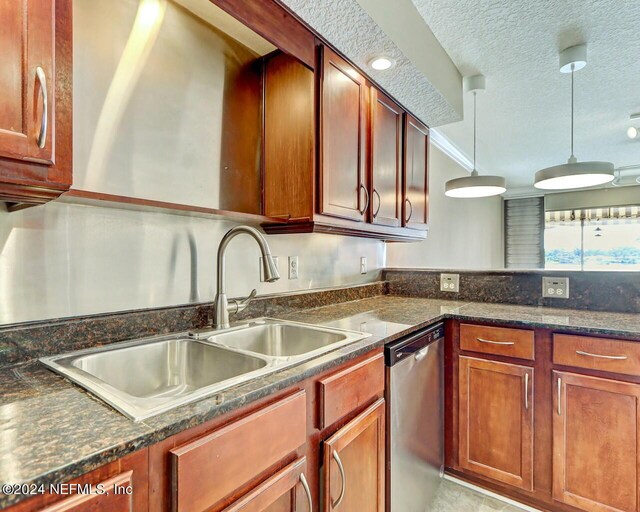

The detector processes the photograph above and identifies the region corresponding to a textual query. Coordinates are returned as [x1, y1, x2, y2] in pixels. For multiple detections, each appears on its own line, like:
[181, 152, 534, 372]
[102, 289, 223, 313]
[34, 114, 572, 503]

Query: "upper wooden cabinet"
[370, 89, 403, 227]
[0, 0, 72, 206]
[458, 356, 534, 492]
[553, 371, 640, 512]
[403, 114, 429, 230]
[318, 47, 368, 222]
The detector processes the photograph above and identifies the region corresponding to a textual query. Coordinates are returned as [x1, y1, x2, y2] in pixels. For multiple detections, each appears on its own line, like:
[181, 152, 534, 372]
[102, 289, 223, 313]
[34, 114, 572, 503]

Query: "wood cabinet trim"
[318, 353, 384, 429]
[553, 370, 640, 512]
[458, 356, 534, 491]
[222, 457, 308, 512]
[170, 391, 307, 512]
[322, 398, 385, 512]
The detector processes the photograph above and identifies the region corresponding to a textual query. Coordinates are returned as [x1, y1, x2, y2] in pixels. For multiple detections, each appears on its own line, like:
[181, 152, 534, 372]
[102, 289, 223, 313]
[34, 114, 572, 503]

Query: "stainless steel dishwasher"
[385, 322, 444, 512]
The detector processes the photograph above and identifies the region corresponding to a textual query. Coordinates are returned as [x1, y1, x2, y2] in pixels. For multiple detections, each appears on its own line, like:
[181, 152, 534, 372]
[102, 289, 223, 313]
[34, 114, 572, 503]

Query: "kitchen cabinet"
[318, 46, 368, 222]
[222, 458, 312, 512]
[322, 399, 385, 512]
[553, 371, 640, 512]
[370, 89, 403, 227]
[261, 44, 427, 242]
[4, 450, 148, 512]
[458, 356, 534, 491]
[0, 0, 72, 206]
[403, 114, 429, 230]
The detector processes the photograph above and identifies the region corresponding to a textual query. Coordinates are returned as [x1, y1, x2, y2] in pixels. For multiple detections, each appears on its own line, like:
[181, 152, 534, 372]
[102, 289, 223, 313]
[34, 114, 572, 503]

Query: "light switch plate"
[288, 256, 299, 280]
[440, 273, 460, 293]
[542, 276, 569, 299]
[360, 257, 368, 274]
[259, 256, 278, 282]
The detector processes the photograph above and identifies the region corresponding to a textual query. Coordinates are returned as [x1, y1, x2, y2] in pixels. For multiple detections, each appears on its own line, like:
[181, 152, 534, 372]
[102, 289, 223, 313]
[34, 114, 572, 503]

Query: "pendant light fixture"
[534, 44, 614, 190]
[445, 75, 506, 198]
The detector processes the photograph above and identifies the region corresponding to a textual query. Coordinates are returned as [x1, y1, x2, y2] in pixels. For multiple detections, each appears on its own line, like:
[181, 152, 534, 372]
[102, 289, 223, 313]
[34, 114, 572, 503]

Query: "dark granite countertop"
[2, 295, 640, 508]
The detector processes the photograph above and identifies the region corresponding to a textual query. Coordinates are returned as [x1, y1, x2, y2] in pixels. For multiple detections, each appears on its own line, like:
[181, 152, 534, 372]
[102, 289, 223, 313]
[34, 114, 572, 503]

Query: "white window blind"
[505, 197, 544, 268]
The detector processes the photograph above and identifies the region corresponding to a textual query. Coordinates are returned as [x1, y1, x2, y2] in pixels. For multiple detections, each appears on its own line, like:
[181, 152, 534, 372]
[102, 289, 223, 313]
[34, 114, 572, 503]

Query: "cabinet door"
[38, 472, 134, 512]
[0, 0, 54, 163]
[553, 371, 640, 512]
[323, 399, 385, 512]
[223, 458, 313, 512]
[402, 114, 429, 230]
[458, 356, 534, 491]
[370, 88, 402, 227]
[319, 47, 367, 222]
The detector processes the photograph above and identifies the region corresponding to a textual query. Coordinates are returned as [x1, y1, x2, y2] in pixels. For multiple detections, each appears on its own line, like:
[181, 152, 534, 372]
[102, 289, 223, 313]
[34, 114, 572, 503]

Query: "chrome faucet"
[213, 226, 280, 329]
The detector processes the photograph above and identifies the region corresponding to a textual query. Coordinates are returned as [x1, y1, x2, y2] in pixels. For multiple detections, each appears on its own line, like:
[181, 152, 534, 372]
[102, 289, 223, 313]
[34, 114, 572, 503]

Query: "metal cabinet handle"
[35, 66, 48, 148]
[477, 337, 515, 346]
[372, 189, 381, 218]
[576, 350, 627, 361]
[405, 197, 413, 222]
[524, 372, 529, 410]
[358, 184, 370, 215]
[557, 377, 562, 416]
[331, 451, 346, 509]
[299, 473, 313, 512]
[415, 346, 429, 361]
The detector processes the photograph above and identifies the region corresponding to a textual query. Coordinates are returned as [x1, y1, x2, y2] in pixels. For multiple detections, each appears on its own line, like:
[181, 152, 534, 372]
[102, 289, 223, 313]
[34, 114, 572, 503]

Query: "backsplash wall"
[0, 202, 384, 325]
[385, 269, 640, 313]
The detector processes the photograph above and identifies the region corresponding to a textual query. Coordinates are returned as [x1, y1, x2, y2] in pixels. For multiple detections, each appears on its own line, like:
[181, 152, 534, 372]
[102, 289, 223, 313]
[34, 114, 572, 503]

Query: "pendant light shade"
[445, 75, 506, 198]
[534, 45, 614, 190]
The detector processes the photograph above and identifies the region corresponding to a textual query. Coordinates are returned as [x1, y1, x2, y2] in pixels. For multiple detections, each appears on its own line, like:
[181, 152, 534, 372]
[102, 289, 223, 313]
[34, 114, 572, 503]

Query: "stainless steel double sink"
[40, 319, 370, 421]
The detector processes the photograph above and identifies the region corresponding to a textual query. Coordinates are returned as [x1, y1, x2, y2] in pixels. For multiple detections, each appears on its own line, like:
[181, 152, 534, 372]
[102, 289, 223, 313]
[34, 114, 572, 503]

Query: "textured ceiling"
[279, 0, 461, 127]
[412, 0, 640, 190]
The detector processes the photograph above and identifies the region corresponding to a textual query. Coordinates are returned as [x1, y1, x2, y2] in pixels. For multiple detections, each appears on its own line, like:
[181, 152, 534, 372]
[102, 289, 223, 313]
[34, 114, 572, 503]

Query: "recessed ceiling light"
[369, 56, 395, 71]
[628, 126, 639, 139]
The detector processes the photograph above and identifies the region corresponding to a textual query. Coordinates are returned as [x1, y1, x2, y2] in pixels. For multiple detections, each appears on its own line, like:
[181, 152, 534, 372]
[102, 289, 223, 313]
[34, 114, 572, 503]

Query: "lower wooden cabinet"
[458, 356, 534, 491]
[222, 458, 312, 512]
[322, 399, 385, 512]
[553, 371, 640, 512]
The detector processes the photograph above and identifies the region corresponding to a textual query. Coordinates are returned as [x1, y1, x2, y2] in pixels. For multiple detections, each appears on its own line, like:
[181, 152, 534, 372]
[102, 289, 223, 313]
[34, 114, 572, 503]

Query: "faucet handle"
[228, 289, 257, 314]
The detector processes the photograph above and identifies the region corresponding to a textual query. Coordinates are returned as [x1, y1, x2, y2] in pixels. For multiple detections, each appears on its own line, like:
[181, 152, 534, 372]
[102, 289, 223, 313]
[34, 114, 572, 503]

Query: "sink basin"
[40, 337, 271, 421]
[41, 319, 370, 421]
[206, 321, 352, 358]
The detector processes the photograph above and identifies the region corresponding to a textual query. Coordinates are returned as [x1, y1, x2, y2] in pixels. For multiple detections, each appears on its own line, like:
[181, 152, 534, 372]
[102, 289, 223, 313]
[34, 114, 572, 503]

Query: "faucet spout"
[214, 226, 280, 329]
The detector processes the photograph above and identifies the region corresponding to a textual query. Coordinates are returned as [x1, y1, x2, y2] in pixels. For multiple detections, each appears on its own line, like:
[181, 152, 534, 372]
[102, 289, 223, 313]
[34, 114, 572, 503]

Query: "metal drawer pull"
[332, 451, 346, 509]
[524, 372, 529, 410]
[575, 350, 627, 361]
[557, 377, 562, 416]
[477, 337, 515, 346]
[372, 189, 381, 218]
[405, 197, 413, 222]
[300, 473, 313, 512]
[35, 66, 48, 148]
[415, 346, 429, 362]
[358, 184, 370, 215]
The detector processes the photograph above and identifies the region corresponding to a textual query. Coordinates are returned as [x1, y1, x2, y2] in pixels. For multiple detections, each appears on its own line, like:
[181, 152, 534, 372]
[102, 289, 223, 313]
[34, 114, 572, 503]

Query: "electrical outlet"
[259, 256, 278, 282]
[440, 273, 460, 293]
[360, 257, 368, 274]
[288, 256, 299, 280]
[542, 276, 569, 299]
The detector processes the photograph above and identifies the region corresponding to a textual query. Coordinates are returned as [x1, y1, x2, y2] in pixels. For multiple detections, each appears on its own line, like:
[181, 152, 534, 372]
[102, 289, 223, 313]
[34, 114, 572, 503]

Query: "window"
[545, 207, 640, 270]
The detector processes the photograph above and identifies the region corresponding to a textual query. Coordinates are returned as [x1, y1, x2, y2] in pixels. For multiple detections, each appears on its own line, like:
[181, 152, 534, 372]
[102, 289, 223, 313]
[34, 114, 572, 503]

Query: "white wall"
[387, 145, 504, 269]
[0, 202, 384, 325]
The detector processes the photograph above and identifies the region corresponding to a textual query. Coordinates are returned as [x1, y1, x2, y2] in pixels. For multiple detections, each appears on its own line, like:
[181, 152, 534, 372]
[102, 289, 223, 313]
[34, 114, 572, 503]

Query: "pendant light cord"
[570, 63, 575, 159]
[473, 91, 477, 174]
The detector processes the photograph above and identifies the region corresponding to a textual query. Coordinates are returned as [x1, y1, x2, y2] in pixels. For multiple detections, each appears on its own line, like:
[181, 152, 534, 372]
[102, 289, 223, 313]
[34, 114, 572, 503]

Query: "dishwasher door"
[386, 324, 444, 512]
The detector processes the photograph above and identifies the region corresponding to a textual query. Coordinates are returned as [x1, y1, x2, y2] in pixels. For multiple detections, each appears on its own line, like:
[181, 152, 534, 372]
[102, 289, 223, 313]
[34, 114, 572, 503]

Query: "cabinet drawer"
[319, 353, 384, 429]
[553, 334, 640, 376]
[171, 391, 307, 512]
[460, 324, 535, 360]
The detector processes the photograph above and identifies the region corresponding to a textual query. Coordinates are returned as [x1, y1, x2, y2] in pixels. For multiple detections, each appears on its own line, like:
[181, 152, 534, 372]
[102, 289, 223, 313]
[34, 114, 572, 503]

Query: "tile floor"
[431, 480, 526, 512]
